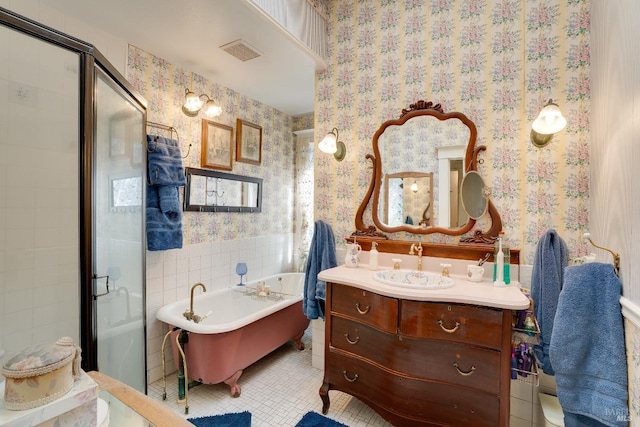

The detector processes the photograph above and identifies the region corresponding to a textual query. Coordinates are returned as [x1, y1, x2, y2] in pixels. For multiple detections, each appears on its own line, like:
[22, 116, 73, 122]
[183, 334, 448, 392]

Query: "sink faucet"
[184, 282, 207, 322]
[409, 241, 423, 271]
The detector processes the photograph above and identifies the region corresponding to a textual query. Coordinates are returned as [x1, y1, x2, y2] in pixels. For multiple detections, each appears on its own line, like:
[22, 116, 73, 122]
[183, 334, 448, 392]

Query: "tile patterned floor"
[148, 327, 393, 426]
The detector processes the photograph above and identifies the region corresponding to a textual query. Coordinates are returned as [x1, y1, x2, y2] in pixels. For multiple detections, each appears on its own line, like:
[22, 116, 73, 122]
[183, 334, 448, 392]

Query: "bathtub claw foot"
[224, 370, 243, 397]
[292, 330, 305, 350]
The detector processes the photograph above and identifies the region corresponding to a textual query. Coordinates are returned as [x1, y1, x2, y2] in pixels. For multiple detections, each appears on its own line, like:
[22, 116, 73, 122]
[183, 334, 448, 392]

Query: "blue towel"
[146, 135, 185, 251]
[146, 178, 183, 251]
[158, 186, 180, 214]
[303, 220, 337, 319]
[531, 229, 568, 375]
[147, 135, 186, 186]
[550, 263, 628, 427]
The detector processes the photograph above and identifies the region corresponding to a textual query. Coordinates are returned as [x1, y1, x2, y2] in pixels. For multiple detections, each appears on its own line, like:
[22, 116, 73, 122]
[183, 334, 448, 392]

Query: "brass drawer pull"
[356, 303, 370, 314]
[437, 320, 460, 333]
[453, 362, 476, 376]
[344, 333, 360, 344]
[343, 371, 359, 382]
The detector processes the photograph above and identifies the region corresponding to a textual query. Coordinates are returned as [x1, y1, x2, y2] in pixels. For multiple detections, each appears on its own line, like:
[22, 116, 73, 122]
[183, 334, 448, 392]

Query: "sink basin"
[372, 269, 455, 289]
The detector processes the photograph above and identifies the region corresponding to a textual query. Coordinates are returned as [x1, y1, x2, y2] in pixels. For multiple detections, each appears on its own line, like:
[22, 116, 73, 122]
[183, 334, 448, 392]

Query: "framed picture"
[201, 119, 233, 170]
[236, 118, 262, 165]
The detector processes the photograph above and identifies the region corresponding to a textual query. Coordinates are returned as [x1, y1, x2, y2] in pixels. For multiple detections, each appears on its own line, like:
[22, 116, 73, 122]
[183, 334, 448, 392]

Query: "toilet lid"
[539, 393, 564, 426]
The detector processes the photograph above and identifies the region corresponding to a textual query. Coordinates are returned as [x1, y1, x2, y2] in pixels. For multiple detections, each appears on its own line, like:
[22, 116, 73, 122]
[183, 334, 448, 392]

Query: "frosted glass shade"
[183, 90, 203, 113]
[532, 103, 567, 135]
[203, 100, 222, 118]
[318, 132, 338, 154]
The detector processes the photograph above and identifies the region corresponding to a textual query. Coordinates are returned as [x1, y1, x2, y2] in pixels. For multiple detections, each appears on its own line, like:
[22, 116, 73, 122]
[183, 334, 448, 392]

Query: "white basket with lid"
[1, 337, 82, 411]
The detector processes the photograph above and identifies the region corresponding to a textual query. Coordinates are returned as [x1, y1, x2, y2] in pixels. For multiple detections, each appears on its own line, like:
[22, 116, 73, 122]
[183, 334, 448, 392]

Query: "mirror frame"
[183, 167, 262, 213]
[353, 100, 502, 246]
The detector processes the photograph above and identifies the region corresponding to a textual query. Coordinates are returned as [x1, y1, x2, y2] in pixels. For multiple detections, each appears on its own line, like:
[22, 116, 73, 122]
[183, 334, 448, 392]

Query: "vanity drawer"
[400, 301, 504, 349]
[331, 316, 501, 394]
[326, 351, 500, 427]
[330, 316, 398, 364]
[330, 283, 398, 333]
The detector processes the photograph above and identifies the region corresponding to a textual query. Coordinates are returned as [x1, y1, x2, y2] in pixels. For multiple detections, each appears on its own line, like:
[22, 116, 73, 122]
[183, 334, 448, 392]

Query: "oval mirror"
[460, 171, 488, 220]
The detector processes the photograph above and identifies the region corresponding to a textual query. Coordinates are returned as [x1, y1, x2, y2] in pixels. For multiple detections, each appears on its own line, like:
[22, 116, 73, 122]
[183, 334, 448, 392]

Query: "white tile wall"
[146, 233, 296, 384]
[0, 20, 80, 358]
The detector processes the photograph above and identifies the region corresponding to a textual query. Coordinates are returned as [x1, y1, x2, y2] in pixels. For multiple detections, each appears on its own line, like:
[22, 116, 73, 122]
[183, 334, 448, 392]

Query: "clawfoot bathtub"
[156, 273, 310, 397]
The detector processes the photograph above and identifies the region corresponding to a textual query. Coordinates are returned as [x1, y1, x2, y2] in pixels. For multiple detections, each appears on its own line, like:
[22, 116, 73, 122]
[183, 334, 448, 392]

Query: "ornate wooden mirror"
[351, 101, 510, 261]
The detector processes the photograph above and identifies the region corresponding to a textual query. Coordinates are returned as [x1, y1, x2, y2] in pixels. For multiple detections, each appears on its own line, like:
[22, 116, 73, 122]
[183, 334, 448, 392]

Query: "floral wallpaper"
[315, 0, 590, 264]
[293, 113, 315, 132]
[126, 45, 295, 244]
[626, 319, 640, 421]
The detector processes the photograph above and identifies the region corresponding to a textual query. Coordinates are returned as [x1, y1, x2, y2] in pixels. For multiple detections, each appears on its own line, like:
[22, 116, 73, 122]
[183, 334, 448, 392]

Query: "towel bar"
[147, 121, 191, 158]
[583, 232, 620, 276]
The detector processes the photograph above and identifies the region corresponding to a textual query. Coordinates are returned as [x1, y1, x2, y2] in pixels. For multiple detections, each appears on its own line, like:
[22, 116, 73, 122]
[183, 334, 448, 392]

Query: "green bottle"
[492, 232, 511, 284]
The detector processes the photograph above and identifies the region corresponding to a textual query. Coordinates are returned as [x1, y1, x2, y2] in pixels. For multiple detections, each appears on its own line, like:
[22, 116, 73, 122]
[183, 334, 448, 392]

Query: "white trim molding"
[621, 296, 640, 328]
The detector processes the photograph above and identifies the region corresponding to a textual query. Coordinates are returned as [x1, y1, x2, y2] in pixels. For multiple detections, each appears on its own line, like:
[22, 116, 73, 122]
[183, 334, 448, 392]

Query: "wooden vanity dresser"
[319, 267, 529, 427]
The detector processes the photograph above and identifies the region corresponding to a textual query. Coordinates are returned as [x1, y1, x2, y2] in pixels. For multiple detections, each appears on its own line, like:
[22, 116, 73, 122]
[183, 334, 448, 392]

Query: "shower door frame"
[0, 7, 148, 386]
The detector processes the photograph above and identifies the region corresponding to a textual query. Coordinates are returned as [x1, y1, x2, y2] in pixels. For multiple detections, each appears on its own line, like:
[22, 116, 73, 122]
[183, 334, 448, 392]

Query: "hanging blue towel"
[531, 229, 568, 375]
[146, 185, 183, 251]
[303, 220, 337, 320]
[158, 186, 181, 214]
[147, 135, 186, 186]
[550, 263, 628, 427]
[146, 134, 185, 251]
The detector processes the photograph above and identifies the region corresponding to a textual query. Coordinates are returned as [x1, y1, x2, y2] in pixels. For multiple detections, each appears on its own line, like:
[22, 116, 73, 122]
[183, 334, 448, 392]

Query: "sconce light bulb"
[318, 128, 346, 161]
[318, 131, 338, 154]
[183, 90, 203, 112]
[411, 181, 419, 193]
[203, 100, 222, 118]
[532, 101, 567, 135]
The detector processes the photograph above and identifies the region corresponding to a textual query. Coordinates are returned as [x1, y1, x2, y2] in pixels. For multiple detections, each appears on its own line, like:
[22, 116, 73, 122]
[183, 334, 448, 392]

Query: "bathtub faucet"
[184, 283, 207, 323]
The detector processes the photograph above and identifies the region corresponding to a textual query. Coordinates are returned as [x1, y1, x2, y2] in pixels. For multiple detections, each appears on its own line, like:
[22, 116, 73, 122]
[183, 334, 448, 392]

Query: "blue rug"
[295, 411, 348, 427]
[187, 411, 251, 427]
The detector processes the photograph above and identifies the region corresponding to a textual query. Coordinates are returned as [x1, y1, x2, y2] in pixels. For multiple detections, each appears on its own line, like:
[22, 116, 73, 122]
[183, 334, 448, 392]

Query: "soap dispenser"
[369, 241, 379, 271]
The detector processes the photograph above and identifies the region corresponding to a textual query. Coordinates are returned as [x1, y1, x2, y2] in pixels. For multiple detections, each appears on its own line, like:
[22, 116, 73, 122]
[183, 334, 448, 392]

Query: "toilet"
[539, 393, 564, 427]
[97, 397, 110, 427]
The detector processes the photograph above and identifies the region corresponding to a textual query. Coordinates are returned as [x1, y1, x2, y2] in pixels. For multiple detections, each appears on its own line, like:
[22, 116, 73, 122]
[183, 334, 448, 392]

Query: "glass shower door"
[93, 68, 146, 391]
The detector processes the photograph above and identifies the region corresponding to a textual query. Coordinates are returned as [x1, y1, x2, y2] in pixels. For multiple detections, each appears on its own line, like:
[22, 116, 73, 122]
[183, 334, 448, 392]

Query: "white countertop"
[318, 265, 530, 310]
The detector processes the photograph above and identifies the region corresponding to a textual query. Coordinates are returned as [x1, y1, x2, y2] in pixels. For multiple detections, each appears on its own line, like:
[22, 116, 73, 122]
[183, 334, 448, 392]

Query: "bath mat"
[295, 411, 348, 427]
[187, 411, 251, 427]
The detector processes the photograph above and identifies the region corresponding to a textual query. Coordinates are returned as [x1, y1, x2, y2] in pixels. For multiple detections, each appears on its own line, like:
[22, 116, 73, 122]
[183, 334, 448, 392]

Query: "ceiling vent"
[220, 39, 262, 62]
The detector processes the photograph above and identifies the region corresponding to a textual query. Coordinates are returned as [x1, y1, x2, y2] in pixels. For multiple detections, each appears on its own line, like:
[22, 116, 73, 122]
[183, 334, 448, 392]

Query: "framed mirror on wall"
[184, 167, 262, 213]
[350, 100, 515, 263]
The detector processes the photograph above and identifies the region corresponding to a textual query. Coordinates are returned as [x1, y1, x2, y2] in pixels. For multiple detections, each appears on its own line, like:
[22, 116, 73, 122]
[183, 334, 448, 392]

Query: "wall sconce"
[410, 181, 419, 193]
[318, 127, 346, 161]
[182, 89, 222, 118]
[530, 99, 567, 147]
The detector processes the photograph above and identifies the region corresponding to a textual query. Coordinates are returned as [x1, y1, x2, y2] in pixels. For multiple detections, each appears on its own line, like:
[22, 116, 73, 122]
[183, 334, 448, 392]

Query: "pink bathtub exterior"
[169, 301, 308, 385]
[159, 273, 310, 386]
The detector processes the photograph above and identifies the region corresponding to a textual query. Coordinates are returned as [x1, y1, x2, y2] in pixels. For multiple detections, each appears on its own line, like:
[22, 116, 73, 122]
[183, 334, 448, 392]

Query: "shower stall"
[0, 8, 147, 391]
